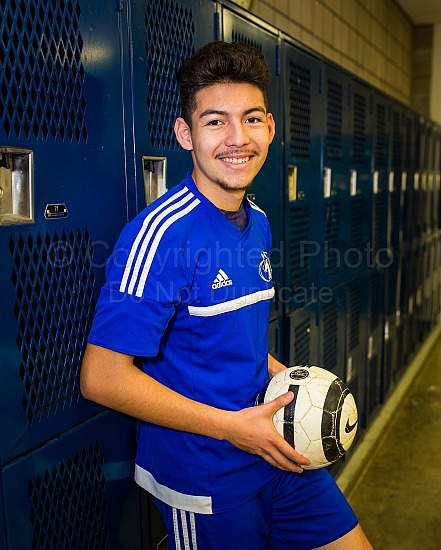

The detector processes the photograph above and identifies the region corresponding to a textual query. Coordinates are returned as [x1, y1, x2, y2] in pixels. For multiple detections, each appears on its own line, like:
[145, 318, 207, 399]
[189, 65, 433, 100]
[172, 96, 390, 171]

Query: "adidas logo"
[212, 269, 233, 289]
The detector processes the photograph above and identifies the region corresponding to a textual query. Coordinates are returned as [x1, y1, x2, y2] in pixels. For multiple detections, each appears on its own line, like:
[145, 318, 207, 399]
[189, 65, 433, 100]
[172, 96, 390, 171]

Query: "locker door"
[285, 300, 319, 368]
[397, 110, 418, 370]
[0, 0, 130, 463]
[347, 78, 373, 279]
[282, 40, 323, 315]
[365, 269, 384, 423]
[317, 284, 346, 382]
[382, 102, 405, 396]
[345, 276, 367, 430]
[1, 411, 142, 550]
[372, 92, 390, 268]
[321, 62, 352, 289]
[0, 2, 144, 548]
[127, 0, 217, 215]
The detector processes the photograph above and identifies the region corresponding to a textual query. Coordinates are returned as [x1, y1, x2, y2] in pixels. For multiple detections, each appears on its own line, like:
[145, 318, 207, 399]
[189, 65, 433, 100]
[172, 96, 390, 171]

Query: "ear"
[267, 113, 276, 144]
[174, 117, 193, 151]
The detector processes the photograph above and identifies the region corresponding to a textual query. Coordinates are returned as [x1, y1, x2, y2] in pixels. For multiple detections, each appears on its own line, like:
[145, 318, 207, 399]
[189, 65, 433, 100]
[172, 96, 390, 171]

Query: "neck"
[191, 172, 245, 211]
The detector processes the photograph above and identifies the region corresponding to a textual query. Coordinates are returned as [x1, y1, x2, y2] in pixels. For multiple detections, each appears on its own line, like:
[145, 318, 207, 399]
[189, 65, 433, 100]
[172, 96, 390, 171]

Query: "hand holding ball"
[256, 365, 358, 469]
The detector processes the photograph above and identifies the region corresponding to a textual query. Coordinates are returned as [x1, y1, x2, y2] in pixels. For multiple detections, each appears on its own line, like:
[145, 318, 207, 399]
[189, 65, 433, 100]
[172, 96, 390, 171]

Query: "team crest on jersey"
[259, 251, 272, 282]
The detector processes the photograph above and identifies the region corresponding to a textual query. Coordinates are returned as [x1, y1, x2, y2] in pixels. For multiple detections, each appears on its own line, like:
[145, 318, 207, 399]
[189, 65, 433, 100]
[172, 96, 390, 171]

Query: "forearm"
[81, 343, 232, 441]
[81, 343, 308, 471]
[268, 353, 286, 377]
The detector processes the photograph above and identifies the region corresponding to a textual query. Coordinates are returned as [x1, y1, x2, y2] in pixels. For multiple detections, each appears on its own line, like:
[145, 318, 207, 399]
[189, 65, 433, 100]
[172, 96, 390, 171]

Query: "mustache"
[215, 149, 258, 159]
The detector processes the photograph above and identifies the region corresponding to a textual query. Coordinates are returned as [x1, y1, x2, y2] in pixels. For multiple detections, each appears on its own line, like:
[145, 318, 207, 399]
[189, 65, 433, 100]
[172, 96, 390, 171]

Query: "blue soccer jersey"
[88, 172, 277, 514]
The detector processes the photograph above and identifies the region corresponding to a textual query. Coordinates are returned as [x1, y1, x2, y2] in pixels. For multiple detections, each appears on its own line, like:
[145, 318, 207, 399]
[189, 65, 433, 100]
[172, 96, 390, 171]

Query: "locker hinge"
[116, 0, 124, 11]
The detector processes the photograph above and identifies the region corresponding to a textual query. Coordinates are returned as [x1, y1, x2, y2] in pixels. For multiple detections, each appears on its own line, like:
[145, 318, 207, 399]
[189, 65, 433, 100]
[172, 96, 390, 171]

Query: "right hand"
[222, 391, 310, 472]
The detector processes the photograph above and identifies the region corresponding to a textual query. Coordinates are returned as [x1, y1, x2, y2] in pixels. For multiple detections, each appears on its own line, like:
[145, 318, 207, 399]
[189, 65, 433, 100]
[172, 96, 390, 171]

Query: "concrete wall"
[247, 0, 413, 106]
[412, 25, 433, 119]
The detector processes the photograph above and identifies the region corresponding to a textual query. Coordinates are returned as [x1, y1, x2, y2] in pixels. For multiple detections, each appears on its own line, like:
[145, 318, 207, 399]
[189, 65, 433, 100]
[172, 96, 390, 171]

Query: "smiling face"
[174, 82, 275, 210]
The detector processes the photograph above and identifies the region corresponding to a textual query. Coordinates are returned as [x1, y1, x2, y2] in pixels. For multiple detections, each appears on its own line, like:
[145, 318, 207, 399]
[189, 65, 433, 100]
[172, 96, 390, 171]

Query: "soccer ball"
[256, 365, 358, 469]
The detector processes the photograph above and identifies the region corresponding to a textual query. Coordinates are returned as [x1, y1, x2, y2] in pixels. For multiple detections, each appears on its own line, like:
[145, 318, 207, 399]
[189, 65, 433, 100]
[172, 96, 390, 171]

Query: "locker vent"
[353, 93, 366, 164]
[348, 283, 361, 352]
[326, 80, 342, 160]
[289, 62, 311, 159]
[372, 194, 383, 260]
[293, 318, 311, 365]
[289, 203, 311, 289]
[324, 202, 340, 276]
[349, 197, 364, 267]
[0, 0, 87, 142]
[9, 229, 96, 425]
[322, 298, 338, 372]
[375, 103, 386, 167]
[391, 110, 402, 169]
[369, 272, 382, 331]
[144, 0, 195, 150]
[28, 442, 108, 549]
[231, 31, 263, 52]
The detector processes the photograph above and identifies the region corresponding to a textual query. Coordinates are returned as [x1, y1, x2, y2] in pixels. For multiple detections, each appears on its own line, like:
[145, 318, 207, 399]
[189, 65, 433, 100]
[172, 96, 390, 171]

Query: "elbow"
[79, 365, 96, 402]
[79, 349, 103, 404]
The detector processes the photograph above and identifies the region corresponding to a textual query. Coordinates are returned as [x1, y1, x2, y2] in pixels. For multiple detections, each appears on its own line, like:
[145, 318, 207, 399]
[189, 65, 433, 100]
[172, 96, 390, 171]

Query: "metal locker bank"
[1, 0, 440, 548]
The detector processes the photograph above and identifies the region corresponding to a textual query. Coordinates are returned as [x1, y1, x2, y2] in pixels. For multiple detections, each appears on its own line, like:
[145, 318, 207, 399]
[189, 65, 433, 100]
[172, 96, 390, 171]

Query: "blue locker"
[345, 276, 367, 430]
[382, 101, 405, 396]
[370, 92, 391, 402]
[0, 411, 142, 550]
[372, 91, 390, 265]
[127, 0, 216, 215]
[347, 78, 373, 279]
[0, 2, 144, 547]
[0, 0, 130, 463]
[285, 299, 319, 367]
[281, 39, 323, 315]
[411, 120, 431, 346]
[397, 109, 418, 369]
[320, 62, 352, 289]
[365, 269, 384, 422]
[317, 284, 346, 383]
[430, 126, 440, 232]
[268, 318, 281, 360]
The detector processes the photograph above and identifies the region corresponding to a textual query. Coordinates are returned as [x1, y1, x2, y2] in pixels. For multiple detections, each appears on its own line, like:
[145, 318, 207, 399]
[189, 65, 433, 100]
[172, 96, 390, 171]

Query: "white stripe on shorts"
[172, 508, 197, 550]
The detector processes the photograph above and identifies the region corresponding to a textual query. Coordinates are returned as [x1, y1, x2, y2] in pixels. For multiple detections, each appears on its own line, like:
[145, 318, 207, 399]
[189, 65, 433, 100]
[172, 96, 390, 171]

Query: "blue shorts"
[155, 468, 358, 550]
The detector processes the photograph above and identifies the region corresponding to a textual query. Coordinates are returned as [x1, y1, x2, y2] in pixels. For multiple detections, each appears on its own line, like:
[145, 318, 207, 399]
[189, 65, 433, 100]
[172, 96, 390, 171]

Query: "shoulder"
[121, 182, 202, 245]
[247, 198, 270, 233]
[248, 199, 267, 218]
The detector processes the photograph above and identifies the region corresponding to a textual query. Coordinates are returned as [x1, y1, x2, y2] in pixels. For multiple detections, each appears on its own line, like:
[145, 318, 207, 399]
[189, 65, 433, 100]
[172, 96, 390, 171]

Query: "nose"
[225, 119, 251, 148]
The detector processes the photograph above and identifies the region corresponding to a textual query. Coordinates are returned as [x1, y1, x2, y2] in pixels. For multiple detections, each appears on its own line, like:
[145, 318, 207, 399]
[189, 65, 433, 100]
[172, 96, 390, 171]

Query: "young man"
[81, 41, 372, 549]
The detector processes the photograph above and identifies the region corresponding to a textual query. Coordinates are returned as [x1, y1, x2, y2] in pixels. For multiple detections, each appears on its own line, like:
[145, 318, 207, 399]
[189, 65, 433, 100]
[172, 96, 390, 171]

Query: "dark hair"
[177, 41, 270, 125]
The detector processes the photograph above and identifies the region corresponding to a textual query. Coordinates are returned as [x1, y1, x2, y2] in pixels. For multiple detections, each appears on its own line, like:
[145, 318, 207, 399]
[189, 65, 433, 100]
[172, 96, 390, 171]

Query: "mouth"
[216, 149, 258, 166]
[221, 156, 250, 165]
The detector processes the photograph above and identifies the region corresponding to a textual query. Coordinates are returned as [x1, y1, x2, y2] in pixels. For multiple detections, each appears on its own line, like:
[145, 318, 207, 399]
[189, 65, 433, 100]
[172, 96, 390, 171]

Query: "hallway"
[337, 326, 441, 549]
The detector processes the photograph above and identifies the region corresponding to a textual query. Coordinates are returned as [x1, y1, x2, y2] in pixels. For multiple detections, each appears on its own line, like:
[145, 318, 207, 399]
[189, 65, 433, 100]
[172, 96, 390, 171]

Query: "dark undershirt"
[221, 201, 248, 232]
